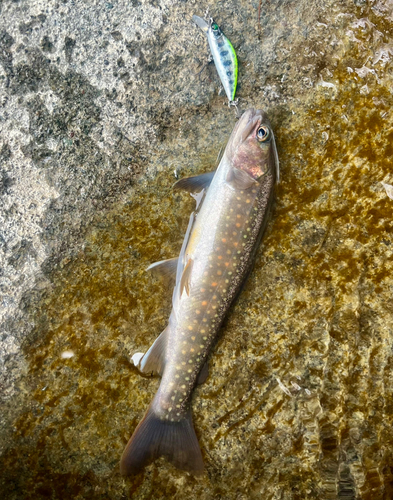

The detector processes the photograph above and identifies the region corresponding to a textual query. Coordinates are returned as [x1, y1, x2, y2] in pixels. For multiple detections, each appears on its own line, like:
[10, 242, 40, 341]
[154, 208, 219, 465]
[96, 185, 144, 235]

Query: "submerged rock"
[1, 0, 393, 498]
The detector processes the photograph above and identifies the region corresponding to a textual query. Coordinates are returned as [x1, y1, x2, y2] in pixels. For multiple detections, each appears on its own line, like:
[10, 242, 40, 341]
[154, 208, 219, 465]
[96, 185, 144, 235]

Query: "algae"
[1, 0, 393, 499]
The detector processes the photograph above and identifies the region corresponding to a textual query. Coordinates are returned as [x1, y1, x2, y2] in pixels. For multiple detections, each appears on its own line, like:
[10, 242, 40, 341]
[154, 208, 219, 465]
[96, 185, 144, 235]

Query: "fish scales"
[120, 108, 279, 475]
[158, 175, 275, 419]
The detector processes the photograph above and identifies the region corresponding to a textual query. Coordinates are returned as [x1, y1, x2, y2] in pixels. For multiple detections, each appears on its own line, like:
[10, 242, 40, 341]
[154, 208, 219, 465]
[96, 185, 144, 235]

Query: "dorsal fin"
[197, 362, 209, 384]
[173, 171, 215, 193]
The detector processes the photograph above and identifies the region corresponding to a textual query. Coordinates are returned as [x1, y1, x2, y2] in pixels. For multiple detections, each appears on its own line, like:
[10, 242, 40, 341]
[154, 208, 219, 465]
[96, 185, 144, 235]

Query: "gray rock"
[1, 0, 393, 498]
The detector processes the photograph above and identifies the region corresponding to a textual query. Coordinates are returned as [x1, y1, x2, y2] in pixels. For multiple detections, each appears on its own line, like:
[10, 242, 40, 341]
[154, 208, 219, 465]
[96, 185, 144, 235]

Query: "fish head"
[226, 108, 279, 184]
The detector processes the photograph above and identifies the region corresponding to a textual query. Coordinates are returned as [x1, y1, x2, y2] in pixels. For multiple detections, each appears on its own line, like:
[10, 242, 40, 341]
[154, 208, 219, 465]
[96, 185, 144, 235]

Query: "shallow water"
[1, 0, 393, 498]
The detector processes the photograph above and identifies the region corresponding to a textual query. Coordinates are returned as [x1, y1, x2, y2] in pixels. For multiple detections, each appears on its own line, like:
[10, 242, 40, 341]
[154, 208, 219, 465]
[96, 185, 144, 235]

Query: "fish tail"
[120, 405, 204, 475]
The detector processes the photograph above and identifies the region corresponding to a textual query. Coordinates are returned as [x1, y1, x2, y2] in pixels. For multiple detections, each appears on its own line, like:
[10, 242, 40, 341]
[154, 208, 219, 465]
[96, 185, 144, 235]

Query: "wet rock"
[1, 0, 393, 499]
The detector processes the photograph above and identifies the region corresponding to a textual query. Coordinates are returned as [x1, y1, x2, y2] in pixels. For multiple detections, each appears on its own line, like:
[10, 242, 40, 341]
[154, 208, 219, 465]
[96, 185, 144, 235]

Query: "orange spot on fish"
[202, 301, 208, 306]
[211, 282, 218, 287]
[236, 223, 241, 227]
[225, 262, 229, 266]
[221, 238, 227, 243]
[233, 242, 238, 247]
[217, 271, 222, 275]
[188, 325, 193, 330]
[218, 255, 223, 260]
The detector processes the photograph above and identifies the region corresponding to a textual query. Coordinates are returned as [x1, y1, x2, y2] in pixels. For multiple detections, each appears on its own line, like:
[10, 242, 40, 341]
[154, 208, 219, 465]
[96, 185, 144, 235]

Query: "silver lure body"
[120, 108, 279, 475]
[193, 15, 238, 102]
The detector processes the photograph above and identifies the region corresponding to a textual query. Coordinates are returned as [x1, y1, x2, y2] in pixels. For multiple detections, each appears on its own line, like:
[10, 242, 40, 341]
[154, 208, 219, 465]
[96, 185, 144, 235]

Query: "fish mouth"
[227, 108, 269, 158]
[239, 108, 264, 142]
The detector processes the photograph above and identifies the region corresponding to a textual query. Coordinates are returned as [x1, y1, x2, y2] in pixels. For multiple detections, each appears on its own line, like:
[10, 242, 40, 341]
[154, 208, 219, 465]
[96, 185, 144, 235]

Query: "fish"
[120, 108, 279, 476]
[192, 15, 238, 104]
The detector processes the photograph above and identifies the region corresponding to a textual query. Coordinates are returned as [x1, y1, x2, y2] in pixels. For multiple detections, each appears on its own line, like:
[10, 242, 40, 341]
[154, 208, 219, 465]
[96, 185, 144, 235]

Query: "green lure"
[192, 15, 238, 103]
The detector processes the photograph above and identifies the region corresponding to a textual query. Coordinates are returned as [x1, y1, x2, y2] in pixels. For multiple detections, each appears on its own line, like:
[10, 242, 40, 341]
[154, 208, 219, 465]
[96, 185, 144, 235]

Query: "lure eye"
[257, 126, 270, 142]
[211, 23, 219, 31]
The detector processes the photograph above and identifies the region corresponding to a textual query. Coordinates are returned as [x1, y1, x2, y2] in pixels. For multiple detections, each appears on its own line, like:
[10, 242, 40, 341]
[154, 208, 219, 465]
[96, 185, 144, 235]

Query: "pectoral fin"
[180, 258, 194, 297]
[173, 171, 215, 193]
[226, 167, 258, 190]
[139, 326, 169, 376]
[146, 258, 178, 286]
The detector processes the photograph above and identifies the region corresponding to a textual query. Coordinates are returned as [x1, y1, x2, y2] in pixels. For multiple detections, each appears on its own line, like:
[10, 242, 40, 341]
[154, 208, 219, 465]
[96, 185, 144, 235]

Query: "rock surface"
[1, 0, 393, 498]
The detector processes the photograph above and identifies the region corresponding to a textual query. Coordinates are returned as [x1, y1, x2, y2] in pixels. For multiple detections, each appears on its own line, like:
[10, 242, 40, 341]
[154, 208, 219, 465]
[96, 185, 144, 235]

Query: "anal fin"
[139, 326, 169, 376]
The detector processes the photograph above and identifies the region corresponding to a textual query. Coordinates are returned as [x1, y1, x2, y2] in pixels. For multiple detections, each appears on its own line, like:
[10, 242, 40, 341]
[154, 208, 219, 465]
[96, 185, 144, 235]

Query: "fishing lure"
[192, 15, 238, 104]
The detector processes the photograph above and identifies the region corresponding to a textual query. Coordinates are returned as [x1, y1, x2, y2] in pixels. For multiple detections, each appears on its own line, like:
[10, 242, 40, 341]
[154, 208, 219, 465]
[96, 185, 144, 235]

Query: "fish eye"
[257, 126, 270, 142]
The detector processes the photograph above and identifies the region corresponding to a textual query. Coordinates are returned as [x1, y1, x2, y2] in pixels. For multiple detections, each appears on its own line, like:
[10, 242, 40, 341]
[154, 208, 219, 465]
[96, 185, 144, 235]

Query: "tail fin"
[120, 406, 204, 476]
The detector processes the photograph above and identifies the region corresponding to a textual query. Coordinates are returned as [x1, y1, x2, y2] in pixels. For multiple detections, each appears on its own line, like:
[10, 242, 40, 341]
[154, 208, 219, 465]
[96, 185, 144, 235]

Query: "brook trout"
[120, 108, 279, 475]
